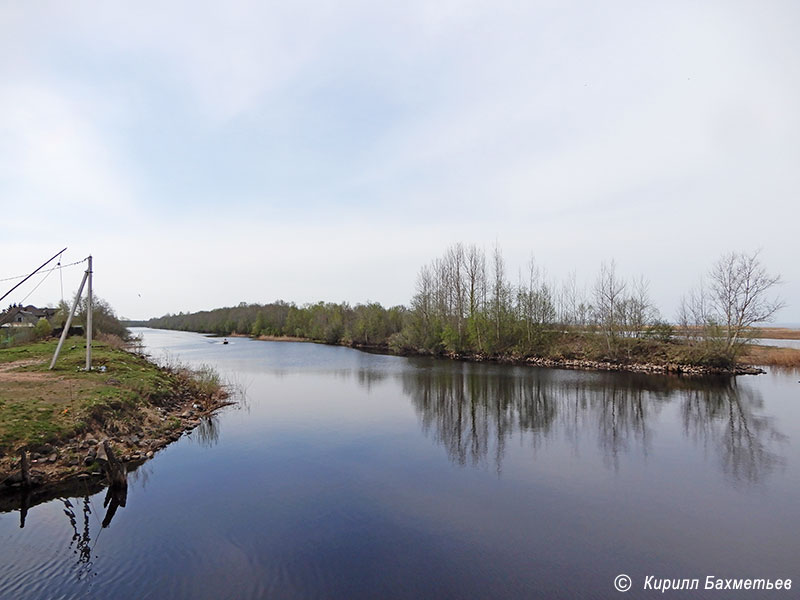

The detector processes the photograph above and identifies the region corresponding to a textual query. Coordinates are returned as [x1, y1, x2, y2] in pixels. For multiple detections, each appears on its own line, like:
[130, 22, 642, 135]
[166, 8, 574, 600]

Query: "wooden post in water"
[100, 440, 126, 489]
[19, 449, 31, 488]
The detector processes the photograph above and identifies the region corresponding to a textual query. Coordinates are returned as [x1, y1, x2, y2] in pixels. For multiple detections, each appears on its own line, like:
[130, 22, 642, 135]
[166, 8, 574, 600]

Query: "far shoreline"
[203, 330, 793, 377]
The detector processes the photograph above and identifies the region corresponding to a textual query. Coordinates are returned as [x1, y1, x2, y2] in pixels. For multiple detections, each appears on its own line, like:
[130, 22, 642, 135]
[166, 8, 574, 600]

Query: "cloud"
[1, 1, 798, 321]
[0, 83, 138, 232]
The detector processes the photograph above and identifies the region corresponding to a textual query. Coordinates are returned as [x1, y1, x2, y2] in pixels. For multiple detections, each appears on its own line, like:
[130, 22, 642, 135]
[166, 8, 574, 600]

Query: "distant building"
[0, 304, 58, 328]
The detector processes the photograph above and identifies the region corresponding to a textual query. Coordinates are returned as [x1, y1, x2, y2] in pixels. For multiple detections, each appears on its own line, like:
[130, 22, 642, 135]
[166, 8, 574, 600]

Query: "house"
[0, 304, 58, 328]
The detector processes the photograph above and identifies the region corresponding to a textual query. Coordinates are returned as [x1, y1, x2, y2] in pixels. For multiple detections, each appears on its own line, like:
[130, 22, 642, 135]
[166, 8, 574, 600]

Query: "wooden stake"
[101, 440, 126, 489]
[19, 449, 30, 488]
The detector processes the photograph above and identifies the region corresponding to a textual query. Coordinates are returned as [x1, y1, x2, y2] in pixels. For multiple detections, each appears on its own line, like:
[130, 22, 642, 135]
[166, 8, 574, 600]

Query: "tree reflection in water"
[396, 365, 785, 483]
[680, 383, 786, 483]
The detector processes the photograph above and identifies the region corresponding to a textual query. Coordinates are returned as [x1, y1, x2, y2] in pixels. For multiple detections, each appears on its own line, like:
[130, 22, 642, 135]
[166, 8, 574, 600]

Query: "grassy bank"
[751, 327, 800, 340]
[243, 331, 779, 374]
[358, 334, 800, 371]
[352, 336, 765, 375]
[0, 337, 229, 491]
[739, 344, 800, 368]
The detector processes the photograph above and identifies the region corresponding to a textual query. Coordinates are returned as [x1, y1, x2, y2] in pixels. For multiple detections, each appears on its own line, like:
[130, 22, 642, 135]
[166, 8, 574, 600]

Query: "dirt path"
[0, 359, 42, 372]
[0, 359, 52, 382]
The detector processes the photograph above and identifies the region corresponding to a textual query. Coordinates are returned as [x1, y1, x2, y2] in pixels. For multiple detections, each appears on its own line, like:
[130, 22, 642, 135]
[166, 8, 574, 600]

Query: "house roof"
[0, 304, 57, 327]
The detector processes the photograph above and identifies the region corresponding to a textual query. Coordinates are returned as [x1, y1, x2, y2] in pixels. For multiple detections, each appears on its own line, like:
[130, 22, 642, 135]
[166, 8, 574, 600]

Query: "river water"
[753, 338, 800, 350]
[1, 328, 798, 599]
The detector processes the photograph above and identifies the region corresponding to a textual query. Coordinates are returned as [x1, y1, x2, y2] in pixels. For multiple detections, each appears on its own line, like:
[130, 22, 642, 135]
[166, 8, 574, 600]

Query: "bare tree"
[593, 260, 626, 353]
[464, 244, 487, 351]
[516, 256, 555, 347]
[619, 276, 658, 338]
[412, 265, 434, 327]
[677, 280, 710, 341]
[707, 250, 784, 353]
[464, 244, 486, 319]
[444, 243, 466, 347]
[558, 271, 579, 327]
[491, 243, 510, 347]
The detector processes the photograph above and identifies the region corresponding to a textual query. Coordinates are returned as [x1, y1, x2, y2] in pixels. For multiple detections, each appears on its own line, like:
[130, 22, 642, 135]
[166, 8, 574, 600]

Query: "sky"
[1, 0, 798, 322]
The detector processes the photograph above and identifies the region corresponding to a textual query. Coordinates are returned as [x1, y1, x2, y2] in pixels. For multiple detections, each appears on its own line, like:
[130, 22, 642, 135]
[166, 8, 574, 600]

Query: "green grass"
[0, 337, 205, 455]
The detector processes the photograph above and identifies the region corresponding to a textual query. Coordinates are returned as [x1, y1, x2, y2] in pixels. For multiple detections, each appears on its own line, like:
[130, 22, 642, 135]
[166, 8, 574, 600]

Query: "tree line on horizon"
[145, 244, 783, 366]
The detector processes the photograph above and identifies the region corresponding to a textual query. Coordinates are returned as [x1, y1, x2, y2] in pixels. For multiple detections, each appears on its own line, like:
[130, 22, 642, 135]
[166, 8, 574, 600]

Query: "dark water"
[1, 328, 798, 599]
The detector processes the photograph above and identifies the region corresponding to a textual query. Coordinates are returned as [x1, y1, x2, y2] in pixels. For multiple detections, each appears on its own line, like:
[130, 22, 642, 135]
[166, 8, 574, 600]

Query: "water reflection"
[2, 331, 797, 600]
[395, 366, 785, 483]
[681, 385, 786, 483]
[593, 381, 660, 470]
[354, 367, 390, 391]
[62, 497, 96, 582]
[188, 415, 221, 448]
[101, 485, 127, 528]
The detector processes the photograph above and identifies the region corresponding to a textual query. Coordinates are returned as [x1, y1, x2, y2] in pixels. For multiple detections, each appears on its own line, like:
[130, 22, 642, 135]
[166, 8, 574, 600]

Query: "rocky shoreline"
[0, 388, 232, 506]
[346, 343, 766, 377]
[516, 355, 763, 376]
[214, 332, 768, 377]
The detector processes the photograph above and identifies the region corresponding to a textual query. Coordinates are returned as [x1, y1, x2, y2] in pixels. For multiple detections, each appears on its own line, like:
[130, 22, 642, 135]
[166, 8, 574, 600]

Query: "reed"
[740, 344, 800, 367]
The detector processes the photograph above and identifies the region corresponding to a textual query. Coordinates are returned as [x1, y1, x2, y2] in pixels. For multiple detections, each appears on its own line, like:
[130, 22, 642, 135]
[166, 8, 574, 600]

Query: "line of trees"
[145, 245, 783, 366]
[55, 295, 130, 340]
[147, 300, 406, 347]
[393, 244, 669, 357]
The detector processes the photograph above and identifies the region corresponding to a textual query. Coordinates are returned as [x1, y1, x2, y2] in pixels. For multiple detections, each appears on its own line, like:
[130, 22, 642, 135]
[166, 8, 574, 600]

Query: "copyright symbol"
[614, 574, 632, 593]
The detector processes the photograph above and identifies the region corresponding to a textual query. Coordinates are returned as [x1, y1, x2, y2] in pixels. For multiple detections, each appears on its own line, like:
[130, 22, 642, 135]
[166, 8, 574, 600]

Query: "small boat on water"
[223, 339, 229, 345]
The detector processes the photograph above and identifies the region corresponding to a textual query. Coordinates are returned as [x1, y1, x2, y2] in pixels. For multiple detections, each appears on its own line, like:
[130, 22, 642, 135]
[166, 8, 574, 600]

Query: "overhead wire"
[0, 258, 86, 283]
[0, 247, 68, 305]
[19, 261, 58, 305]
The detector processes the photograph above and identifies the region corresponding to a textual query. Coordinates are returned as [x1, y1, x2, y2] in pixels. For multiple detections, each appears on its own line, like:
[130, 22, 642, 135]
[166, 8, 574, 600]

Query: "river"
[1, 328, 798, 599]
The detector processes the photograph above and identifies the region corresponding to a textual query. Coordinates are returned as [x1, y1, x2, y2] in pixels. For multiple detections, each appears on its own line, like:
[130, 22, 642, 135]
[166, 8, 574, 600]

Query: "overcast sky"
[1, 1, 798, 322]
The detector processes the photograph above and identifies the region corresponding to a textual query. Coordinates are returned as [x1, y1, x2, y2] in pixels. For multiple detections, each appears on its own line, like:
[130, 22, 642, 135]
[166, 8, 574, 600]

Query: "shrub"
[33, 317, 53, 340]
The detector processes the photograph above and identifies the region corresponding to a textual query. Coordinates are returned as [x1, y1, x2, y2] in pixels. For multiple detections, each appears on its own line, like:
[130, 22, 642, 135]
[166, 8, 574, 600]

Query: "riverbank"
[349, 342, 771, 375]
[0, 337, 231, 496]
[232, 333, 784, 375]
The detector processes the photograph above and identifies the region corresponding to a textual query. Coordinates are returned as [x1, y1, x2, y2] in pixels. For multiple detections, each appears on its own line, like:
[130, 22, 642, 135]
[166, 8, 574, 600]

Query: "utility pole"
[86, 255, 93, 371]
[49, 262, 89, 370]
[49, 255, 93, 370]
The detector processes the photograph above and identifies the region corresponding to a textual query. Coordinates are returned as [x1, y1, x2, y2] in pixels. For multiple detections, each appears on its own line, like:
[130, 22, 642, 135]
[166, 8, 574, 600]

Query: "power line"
[0, 258, 86, 283]
[20, 263, 58, 305]
[0, 248, 68, 305]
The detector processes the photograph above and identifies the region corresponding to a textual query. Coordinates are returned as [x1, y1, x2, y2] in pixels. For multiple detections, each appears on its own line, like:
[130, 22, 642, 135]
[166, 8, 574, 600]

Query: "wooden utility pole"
[86, 255, 93, 371]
